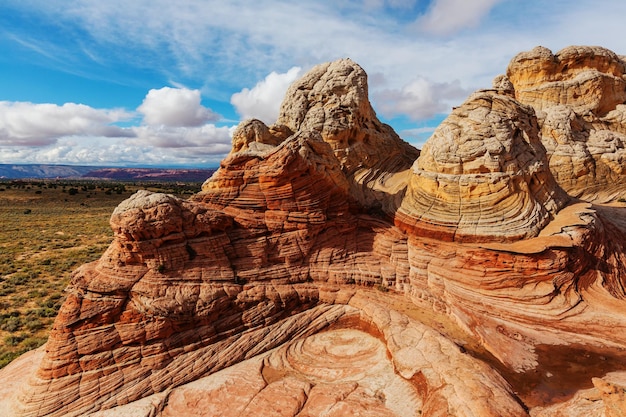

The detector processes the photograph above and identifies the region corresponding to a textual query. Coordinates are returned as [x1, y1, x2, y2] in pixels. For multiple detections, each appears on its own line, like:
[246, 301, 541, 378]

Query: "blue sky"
[1, 0, 625, 167]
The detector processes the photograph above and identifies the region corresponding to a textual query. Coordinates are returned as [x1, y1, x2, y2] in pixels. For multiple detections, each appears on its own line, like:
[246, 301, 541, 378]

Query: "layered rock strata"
[2, 52, 626, 417]
[2, 296, 528, 417]
[503, 45, 626, 200]
[396, 90, 569, 242]
[226, 59, 420, 213]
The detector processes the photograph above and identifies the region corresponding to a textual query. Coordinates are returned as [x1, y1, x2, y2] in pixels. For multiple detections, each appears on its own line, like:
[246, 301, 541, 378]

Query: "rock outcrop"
[2, 51, 626, 417]
[396, 90, 569, 242]
[504, 45, 626, 201]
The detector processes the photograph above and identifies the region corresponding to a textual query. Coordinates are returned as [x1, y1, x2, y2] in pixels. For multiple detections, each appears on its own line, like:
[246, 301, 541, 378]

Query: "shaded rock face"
[2, 53, 626, 417]
[505, 45, 626, 200]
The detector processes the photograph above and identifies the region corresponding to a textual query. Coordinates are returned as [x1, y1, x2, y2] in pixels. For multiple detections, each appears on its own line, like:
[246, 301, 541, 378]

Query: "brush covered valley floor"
[0, 180, 201, 367]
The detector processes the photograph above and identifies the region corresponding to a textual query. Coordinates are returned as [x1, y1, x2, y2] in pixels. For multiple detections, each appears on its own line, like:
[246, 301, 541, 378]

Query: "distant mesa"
[2, 47, 626, 417]
[0, 164, 215, 181]
[0, 164, 95, 179]
[82, 167, 216, 182]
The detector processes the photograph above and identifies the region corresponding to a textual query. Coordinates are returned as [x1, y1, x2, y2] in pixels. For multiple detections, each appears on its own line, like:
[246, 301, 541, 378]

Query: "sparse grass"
[0, 179, 202, 368]
[376, 284, 389, 292]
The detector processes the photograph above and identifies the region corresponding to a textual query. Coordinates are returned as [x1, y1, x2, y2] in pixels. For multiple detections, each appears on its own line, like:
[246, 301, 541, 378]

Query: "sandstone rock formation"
[396, 90, 569, 242]
[225, 59, 420, 213]
[2, 52, 626, 417]
[504, 45, 626, 201]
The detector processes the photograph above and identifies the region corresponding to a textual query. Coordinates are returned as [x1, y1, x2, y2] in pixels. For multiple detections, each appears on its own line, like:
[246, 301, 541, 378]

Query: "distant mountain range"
[0, 164, 216, 181]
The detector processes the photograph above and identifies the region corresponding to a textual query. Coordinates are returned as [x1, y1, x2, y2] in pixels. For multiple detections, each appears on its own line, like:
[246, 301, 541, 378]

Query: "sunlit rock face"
[396, 90, 569, 242]
[507, 45, 626, 115]
[504, 45, 626, 201]
[2, 53, 626, 417]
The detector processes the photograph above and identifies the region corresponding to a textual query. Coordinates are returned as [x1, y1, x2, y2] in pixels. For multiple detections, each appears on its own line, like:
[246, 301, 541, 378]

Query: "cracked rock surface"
[2, 51, 626, 417]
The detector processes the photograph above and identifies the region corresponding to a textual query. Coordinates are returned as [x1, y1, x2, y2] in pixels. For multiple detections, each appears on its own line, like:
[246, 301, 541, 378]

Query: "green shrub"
[4, 334, 25, 346]
[27, 289, 47, 298]
[48, 293, 62, 301]
[0, 285, 16, 296]
[0, 352, 21, 368]
[7, 272, 35, 286]
[20, 337, 47, 350]
[1, 316, 22, 332]
[24, 318, 44, 331]
[35, 308, 57, 318]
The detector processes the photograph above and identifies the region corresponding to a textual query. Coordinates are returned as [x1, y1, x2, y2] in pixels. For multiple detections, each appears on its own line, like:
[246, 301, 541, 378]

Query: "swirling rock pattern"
[2, 53, 626, 417]
[396, 90, 569, 242]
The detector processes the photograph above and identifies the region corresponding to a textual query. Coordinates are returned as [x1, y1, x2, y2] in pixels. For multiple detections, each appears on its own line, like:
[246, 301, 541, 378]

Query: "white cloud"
[0, 136, 133, 165]
[230, 67, 302, 124]
[134, 87, 234, 158]
[375, 78, 469, 120]
[399, 126, 437, 149]
[0, 129, 235, 167]
[133, 124, 233, 151]
[5, 0, 626, 167]
[415, 0, 503, 35]
[138, 87, 219, 127]
[0, 101, 133, 146]
[0, 92, 234, 166]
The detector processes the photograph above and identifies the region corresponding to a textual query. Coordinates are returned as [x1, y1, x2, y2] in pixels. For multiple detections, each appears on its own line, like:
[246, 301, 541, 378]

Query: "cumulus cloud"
[134, 87, 234, 158]
[399, 126, 437, 149]
[138, 87, 219, 127]
[415, 0, 503, 35]
[133, 124, 233, 152]
[0, 101, 133, 146]
[0, 87, 236, 166]
[0, 129, 235, 166]
[374, 78, 469, 120]
[230, 67, 302, 124]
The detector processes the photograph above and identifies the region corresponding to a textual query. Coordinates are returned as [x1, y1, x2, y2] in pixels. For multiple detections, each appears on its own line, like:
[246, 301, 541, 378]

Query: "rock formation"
[504, 45, 626, 201]
[396, 90, 569, 242]
[1, 52, 626, 416]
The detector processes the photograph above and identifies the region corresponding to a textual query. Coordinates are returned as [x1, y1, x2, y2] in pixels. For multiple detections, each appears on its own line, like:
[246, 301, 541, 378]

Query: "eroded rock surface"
[2, 52, 626, 417]
[504, 45, 626, 200]
[396, 90, 569, 242]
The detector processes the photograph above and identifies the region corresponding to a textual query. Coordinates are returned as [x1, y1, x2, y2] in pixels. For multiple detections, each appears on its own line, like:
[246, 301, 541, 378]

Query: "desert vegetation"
[0, 179, 202, 368]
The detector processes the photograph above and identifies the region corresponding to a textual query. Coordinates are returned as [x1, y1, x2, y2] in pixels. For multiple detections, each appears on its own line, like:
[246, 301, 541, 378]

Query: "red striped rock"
[2, 53, 626, 417]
